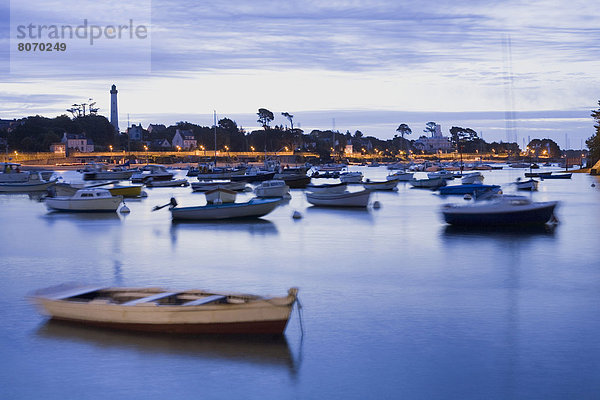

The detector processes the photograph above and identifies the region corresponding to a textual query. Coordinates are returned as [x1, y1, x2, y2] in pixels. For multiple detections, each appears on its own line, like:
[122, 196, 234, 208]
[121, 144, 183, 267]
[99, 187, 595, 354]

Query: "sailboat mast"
[213, 110, 217, 166]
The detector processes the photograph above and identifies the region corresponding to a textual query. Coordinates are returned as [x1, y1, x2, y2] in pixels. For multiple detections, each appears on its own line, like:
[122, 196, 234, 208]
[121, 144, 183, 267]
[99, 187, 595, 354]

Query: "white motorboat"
[0, 171, 57, 192]
[339, 171, 364, 183]
[131, 165, 174, 183]
[461, 172, 484, 184]
[442, 195, 558, 226]
[427, 170, 455, 180]
[31, 284, 298, 335]
[205, 188, 237, 204]
[191, 181, 248, 192]
[306, 182, 347, 194]
[409, 176, 446, 189]
[45, 188, 123, 212]
[515, 178, 539, 191]
[169, 197, 280, 220]
[82, 163, 134, 181]
[145, 178, 189, 187]
[306, 189, 371, 207]
[363, 179, 398, 191]
[0, 162, 29, 183]
[386, 171, 413, 181]
[254, 180, 290, 198]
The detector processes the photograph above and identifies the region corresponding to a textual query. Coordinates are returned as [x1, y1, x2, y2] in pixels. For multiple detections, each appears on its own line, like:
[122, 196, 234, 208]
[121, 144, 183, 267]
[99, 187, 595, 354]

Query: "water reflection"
[441, 224, 557, 238]
[304, 206, 374, 223]
[37, 320, 298, 375]
[43, 212, 122, 223]
[170, 219, 279, 238]
[0, 191, 47, 201]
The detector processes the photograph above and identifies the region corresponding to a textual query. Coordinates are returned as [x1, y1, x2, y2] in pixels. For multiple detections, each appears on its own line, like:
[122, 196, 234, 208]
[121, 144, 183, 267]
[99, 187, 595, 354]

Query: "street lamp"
[144, 145, 148, 164]
[109, 145, 113, 152]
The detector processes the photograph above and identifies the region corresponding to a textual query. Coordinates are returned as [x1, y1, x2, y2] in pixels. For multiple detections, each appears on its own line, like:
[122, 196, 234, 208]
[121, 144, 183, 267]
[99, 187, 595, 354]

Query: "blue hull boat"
[442, 196, 558, 226]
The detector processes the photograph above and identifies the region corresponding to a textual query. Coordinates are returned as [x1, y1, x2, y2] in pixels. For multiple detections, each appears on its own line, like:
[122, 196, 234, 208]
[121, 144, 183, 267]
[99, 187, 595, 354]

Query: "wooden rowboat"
[31, 284, 299, 335]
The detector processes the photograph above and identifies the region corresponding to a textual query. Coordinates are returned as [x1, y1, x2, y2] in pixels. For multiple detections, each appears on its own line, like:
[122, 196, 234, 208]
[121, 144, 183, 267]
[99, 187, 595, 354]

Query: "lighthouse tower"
[110, 84, 119, 133]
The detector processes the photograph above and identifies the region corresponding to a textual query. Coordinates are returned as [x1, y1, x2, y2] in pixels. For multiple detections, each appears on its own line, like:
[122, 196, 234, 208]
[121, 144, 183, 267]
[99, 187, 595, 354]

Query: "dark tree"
[281, 112, 294, 131]
[424, 122, 437, 136]
[586, 101, 600, 166]
[257, 108, 274, 129]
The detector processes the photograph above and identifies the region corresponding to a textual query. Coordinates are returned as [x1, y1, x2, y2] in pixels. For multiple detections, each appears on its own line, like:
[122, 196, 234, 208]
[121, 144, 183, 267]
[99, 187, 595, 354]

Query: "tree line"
[0, 108, 576, 160]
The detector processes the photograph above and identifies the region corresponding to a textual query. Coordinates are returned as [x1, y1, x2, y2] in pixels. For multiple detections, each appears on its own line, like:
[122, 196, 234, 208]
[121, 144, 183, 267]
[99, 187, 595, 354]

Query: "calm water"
[1, 166, 600, 399]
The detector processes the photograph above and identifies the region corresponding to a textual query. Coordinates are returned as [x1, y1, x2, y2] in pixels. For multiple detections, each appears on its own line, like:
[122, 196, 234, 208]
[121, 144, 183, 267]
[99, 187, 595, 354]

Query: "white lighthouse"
[110, 84, 119, 133]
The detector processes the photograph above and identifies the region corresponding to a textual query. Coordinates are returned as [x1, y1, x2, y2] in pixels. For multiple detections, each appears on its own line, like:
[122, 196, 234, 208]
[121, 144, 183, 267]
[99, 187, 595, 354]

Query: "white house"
[62, 133, 94, 152]
[127, 124, 144, 141]
[172, 129, 197, 150]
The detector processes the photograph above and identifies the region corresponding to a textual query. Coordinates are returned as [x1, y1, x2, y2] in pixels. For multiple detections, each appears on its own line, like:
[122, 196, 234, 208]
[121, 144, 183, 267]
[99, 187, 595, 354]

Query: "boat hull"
[363, 180, 398, 190]
[442, 201, 558, 226]
[45, 316, 290, 335]
[146, 179, 189, 187]
[46, 196, 122, 212]
[83, 171, 134, 181]
[0, 180, 56, 192]
[439, 184, 500, 196]
[32, 287, 297, 335]
[306, 190, 371, 207]
[191, 181, 247, 192]
[170, 198, 280, 220]
[410, 177, 446, 188]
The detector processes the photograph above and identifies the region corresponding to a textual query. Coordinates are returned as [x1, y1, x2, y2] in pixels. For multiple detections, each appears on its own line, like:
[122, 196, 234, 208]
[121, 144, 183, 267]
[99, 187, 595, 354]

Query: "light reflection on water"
[2, 166, 600, 399]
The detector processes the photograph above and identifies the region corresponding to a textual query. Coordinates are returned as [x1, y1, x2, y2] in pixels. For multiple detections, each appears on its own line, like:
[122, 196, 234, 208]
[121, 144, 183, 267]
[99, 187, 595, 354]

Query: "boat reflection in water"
[170, 218, 279, 237]
[304, 205, 374, 224]
[441, 223, 558, 237]
[37, 320, 299, 376]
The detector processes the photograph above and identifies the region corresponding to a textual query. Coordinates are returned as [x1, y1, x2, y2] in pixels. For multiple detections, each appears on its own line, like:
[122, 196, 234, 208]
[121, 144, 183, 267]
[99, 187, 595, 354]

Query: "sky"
[1, 0, 599, 148]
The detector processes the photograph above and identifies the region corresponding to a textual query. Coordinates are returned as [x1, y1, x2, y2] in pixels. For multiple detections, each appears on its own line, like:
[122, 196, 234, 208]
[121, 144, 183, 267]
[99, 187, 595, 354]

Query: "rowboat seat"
[183, 295, 226, 306]
[122, 292, 179, 306]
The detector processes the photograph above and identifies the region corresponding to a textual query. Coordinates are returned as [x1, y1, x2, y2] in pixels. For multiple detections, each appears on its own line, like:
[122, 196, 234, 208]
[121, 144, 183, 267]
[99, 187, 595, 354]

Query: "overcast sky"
[1, 0, 599, 148]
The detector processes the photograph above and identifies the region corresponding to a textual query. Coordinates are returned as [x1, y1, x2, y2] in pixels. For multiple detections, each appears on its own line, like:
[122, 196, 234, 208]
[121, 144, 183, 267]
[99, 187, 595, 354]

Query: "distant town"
[0, 85, 594, 167]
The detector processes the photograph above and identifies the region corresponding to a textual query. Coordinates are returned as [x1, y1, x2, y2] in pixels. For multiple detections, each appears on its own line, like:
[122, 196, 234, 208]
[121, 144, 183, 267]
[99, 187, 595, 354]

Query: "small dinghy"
[31, 284, 299, 335]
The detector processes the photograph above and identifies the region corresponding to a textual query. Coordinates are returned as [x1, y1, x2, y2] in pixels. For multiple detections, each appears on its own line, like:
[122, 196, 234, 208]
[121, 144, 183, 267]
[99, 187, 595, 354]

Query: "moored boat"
[205, 188, 237, 204]
[52, 182, 142, 198]
[169, 197, 280, 220]
[229, 171, 276, 182]
[31, 284, 298, 335]
[276, 174, 311, 188]
[461, 172, 484, 184]
[515, 178, 539, 191]
[339, 171, 364, 184]
[362, 179, 398, 191]
[254, 180, 290, 198]
[0, 172, 57, 192]
[306, 182, 347, 194]
[541, 173, 572, 179]
[409, 176, 446, 189]
[131, 165, 174, 183]
[45, 188, 123, 212]
[82, 163, 134, 181]
[441, 195, 558, 226]
[0, 162, 29, 183]
[191, 181, 248, 192]
[386, 171, 413, 181]
[439, 184, 501, 196]
[306, 189, 371, 207]
[145, 178, 189, 187]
